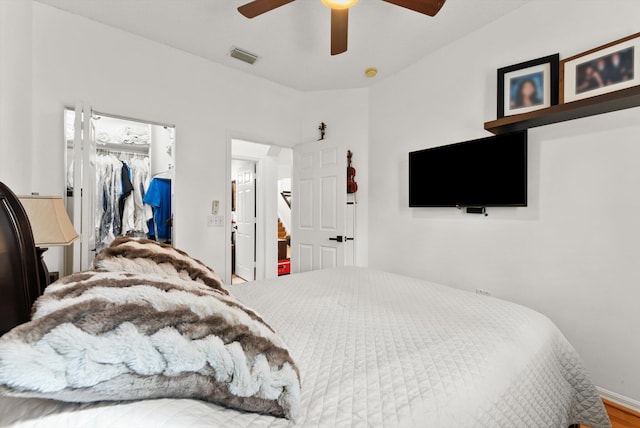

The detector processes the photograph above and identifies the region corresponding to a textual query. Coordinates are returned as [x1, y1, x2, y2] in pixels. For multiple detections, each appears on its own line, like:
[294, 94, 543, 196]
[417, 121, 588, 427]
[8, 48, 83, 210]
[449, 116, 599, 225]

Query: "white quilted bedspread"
[0, 267, 609, 427]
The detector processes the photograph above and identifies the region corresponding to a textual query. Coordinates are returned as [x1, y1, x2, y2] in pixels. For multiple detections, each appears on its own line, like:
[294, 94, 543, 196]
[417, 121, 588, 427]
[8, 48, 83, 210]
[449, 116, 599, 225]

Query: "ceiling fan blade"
[238, 0, 296, 18]
[383, 0, 446, 17]
[330, 8, 348, 56]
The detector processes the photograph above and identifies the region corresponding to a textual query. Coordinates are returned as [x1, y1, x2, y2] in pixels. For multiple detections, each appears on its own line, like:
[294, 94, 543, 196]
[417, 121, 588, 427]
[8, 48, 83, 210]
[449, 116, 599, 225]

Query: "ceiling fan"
[237, 0, 447, 56]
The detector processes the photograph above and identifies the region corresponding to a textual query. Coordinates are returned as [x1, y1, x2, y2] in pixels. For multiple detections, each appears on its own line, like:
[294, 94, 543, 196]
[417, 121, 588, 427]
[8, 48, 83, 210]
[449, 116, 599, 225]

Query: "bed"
[0, 181, 610, 427]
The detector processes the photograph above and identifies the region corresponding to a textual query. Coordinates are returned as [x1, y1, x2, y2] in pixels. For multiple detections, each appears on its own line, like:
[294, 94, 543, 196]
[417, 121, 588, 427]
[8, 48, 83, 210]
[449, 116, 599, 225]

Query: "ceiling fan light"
[321, 0, 359, 10]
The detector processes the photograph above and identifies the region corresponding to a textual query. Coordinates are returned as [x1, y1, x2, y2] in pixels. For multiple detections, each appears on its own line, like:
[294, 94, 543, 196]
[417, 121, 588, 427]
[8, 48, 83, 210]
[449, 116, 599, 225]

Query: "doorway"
[232, 159, 256, 283]
[230, 139, 292, 284]
[64, 105, 175, 274]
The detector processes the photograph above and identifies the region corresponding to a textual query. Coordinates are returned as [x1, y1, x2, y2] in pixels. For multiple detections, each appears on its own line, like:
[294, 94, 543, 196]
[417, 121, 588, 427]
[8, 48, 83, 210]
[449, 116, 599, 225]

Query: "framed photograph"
[497, 53, 559, 118]
[561, 32, 640, 103]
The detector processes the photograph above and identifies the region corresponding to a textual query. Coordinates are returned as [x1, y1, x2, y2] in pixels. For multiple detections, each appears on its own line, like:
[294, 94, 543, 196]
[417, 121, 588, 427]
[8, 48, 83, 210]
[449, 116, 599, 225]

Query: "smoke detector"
[229, 46, 259, 65]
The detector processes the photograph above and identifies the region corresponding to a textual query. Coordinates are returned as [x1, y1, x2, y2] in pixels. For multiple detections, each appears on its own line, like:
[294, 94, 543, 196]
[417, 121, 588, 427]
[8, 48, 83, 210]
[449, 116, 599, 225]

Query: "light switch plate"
[207, 215, 224, 227]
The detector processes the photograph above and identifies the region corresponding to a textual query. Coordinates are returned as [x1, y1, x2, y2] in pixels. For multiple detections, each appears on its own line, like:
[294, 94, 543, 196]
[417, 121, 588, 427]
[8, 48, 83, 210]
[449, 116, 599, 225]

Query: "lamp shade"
[18, 195, 79, 247]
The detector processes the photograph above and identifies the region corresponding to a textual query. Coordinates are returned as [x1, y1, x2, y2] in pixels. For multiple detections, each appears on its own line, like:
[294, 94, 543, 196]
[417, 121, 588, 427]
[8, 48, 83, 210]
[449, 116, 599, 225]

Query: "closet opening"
[63, 107, 175, 275]
[230, 139, 292, 284]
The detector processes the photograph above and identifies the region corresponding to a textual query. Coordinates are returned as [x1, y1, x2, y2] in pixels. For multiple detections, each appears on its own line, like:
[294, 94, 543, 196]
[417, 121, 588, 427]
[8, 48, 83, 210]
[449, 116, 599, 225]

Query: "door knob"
[329, 235, 344, 242]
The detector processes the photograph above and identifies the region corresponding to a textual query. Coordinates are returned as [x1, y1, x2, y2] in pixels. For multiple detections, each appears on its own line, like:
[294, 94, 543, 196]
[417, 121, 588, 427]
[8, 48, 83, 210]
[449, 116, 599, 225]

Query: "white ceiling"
[34, 0, 530, 91]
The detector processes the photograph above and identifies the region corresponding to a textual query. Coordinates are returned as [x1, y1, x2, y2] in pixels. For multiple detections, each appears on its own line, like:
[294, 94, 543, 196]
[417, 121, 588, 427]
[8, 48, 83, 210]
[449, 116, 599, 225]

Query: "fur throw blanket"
[0, 238, 300, 419]
[94, 237, 228, 295]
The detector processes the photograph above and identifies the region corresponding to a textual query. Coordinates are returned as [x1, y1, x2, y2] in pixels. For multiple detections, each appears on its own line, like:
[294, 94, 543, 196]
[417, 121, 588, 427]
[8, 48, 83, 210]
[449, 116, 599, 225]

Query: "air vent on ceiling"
[229, 47, 259, 65]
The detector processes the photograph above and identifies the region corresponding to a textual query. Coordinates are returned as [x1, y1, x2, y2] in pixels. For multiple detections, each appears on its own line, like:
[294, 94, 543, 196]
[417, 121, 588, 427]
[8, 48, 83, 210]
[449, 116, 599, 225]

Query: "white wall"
[0, 1, 369, 279]
[25, 2, 302, 276]
[0, 0, 33, 194]
[369, 0, 640, 402]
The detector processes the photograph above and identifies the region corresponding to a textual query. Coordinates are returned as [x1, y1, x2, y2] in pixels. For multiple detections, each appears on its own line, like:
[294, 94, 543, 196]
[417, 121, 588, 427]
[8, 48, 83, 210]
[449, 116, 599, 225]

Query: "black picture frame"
[497, 53, 559, 118]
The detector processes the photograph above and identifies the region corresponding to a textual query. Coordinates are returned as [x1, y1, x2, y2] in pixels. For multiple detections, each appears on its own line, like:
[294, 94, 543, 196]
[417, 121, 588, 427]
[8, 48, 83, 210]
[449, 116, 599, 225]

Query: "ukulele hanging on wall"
[347, 150, 358, 194]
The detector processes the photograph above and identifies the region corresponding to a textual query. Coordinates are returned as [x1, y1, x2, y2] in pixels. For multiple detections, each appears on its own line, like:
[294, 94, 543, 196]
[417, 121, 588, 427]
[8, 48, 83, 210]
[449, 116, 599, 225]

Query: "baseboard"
[598, 387, 640, 414]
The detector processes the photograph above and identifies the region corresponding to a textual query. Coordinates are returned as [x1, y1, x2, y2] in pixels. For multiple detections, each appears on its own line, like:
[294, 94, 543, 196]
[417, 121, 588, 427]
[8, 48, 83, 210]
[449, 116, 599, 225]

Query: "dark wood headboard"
[0, 181, 41, 335]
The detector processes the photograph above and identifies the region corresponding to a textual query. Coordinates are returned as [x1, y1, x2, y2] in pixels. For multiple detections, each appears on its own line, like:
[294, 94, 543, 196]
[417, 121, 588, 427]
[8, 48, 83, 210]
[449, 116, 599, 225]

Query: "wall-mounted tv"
[409, 130, 527, 207]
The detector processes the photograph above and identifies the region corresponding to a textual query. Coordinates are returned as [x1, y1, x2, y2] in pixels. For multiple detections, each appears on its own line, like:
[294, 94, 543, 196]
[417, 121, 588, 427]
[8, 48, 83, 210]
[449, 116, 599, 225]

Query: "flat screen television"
[409, 130, 527, 207]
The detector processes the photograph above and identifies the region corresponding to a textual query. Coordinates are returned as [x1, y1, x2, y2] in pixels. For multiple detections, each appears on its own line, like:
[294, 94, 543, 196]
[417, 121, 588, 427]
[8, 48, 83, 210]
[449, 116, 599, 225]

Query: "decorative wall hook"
[318, 122, 326, 140]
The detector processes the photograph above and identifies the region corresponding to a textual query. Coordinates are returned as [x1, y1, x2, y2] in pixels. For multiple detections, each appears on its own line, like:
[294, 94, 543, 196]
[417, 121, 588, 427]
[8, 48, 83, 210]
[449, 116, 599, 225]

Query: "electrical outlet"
[475, 289, 491, 296]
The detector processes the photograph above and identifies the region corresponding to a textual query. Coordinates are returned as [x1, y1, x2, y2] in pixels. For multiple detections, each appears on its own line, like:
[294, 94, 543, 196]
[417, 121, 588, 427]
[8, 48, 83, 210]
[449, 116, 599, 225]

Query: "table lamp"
[18, 195, 79, 292]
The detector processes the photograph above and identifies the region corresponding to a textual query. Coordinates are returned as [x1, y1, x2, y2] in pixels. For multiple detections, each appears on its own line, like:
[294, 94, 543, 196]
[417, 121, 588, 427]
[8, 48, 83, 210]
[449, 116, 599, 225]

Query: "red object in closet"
[277, 259, 290, 276]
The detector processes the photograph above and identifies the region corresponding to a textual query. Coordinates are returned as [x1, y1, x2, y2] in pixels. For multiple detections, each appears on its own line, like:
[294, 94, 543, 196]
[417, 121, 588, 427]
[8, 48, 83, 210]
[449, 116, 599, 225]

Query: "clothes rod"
[97, 142, 150, 154]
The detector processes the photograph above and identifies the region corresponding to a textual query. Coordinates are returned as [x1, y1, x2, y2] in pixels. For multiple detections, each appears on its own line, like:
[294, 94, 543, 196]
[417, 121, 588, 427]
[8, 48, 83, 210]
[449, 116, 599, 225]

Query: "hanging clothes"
[143, 176, 172, 242]
[96, 152, 151, 250]
[118, 161, 134, 228]
[96, 154, 123, 249]
[122, 157, 152, 237]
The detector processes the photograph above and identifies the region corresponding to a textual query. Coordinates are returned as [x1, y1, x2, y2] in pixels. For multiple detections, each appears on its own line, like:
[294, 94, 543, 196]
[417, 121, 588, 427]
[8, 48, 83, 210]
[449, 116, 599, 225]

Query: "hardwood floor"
[581, 399, 640, 428]
[231, 274, 247, 285]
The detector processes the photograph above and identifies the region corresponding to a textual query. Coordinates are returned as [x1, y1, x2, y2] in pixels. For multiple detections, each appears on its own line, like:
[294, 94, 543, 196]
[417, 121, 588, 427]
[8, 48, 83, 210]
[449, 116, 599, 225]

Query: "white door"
[235, 163, 256, 281]
[71, 102, 97, 272]
[291, 139, 346, 273]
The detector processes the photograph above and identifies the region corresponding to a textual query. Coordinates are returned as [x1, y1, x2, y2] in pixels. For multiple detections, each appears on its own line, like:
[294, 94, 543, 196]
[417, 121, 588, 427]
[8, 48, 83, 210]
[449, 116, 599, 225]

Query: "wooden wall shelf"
[484, 85, 640, 135]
